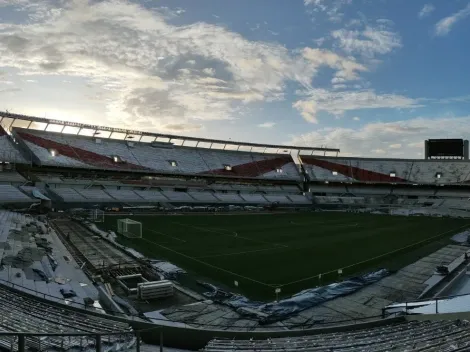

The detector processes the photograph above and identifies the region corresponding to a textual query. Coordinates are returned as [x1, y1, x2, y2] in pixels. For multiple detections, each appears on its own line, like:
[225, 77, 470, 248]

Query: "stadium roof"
[0, 111, 339, 154]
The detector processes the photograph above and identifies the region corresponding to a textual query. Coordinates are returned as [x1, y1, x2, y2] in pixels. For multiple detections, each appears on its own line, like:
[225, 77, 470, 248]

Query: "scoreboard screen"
[428, 139, 464, 158]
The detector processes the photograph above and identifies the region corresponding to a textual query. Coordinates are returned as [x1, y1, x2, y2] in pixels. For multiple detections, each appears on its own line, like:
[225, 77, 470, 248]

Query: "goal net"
[89, 209, 105, 223]
[117, 218, 142, 238]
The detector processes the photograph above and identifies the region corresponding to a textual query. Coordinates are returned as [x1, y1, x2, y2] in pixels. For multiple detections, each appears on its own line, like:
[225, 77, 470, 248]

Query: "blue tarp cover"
[199, 269, 389, 324]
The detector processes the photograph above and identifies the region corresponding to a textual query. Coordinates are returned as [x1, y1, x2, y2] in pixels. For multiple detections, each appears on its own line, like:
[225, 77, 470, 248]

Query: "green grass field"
[101, 212, 470, 300]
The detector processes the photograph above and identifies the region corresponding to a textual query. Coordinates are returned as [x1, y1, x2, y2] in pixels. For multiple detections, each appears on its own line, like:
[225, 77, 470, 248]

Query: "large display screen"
[428, 139, 464, 157]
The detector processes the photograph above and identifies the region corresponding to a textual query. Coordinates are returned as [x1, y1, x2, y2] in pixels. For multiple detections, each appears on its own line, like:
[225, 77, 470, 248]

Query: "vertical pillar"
[136, 332, 141, 352]
[18, 335, 25, 352]
[96, 335, 102, 352]
[160, 331, 164, 352]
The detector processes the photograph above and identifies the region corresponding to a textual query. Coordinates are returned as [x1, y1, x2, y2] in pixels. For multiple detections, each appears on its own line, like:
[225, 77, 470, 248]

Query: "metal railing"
[382, 292, 470, 317]
[0, 330, 141, 352]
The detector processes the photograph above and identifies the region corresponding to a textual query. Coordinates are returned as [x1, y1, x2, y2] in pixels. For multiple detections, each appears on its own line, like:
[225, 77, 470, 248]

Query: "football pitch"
[101, 212, 470, 300]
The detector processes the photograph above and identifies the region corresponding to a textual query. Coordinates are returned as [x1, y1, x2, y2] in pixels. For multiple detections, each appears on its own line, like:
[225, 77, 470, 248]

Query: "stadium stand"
[134, 190, 170, 202]
[0, 171, 26, 184]
[0, 185, 35, 204]
[0, 283, 135, 351]
[240, 193, 269, 203]
[203, 319, 470, 351]
[49, 187, 88, 202]
[214, 193, 245, 203]
[106, 189, 146, 203]
[301, 156, 470, 184]
[0, 126, 28, 164]
[188, 190, 220, 202]
[14, 128, 301, 180]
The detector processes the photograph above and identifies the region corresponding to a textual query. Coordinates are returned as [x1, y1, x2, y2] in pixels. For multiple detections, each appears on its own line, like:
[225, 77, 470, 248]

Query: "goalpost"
[89, 209, 105, 223]
[117, 218, 142, 238]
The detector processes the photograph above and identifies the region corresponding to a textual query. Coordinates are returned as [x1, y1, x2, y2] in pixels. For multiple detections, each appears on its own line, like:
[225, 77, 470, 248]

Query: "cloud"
[293, 89, 422, 123]
[418, 4, 435, 19]
[0, 0, 362, 132]
[331, 20, 402, 59]
[435, 3, 470, 36]
[258, 121, 276, 128]
[304, 0, 352, 22]
[288, 116, 470, 157]
[0, 87, 21, 94]
[302, 48, 367, 81]
[353, 116, 360, 121]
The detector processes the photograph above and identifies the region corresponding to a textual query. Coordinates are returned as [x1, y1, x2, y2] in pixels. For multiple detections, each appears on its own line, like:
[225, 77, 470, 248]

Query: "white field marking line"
[278, 223, 470, 288]
[172, 222, 288, 248]
[196, 246, 282, 259]
[138, 237, 273, 287]
[210, 227, 239, 237]
[145, 228, 187, 243]
[291, 220, 360, 227]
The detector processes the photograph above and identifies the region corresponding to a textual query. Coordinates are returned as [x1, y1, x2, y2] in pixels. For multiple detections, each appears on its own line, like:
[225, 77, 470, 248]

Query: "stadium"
[3, 110, 470, 351]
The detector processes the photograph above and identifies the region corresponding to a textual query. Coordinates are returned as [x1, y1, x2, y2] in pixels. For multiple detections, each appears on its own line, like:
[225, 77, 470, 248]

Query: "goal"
[89, 209, 105, 223]
[117, 218, 142, 238]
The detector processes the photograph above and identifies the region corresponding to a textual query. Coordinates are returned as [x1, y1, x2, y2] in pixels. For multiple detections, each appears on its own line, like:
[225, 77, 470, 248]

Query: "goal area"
[117, 218, 142, 239]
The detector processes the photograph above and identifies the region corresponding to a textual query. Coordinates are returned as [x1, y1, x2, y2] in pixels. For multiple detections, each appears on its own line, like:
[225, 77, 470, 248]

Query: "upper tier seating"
[301, 156, 470, 184]
[203, 320, 470, 352]
[0, 127, 28, 164]
[15, 129, 301, 180]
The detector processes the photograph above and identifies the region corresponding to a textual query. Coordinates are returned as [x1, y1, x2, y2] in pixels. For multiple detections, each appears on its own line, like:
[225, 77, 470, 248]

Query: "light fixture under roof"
[49, 149, 57, 157]
[224, 165, 232, 171]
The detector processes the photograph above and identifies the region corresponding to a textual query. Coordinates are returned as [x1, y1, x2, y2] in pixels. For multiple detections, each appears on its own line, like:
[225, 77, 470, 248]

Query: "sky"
[0, 0, 470, 158]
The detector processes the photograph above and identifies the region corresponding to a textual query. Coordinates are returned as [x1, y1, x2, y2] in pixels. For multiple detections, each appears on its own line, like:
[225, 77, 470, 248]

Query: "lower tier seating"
[203, 319, 470, 352]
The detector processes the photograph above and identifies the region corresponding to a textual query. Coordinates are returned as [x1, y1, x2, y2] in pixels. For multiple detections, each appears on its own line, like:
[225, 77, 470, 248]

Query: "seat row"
[204, 320, 470, 351]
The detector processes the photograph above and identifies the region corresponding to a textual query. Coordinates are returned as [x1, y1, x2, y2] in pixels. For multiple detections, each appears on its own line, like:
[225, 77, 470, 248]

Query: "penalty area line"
[145, 228, 187, 243]
[139, 237, 273, 287]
